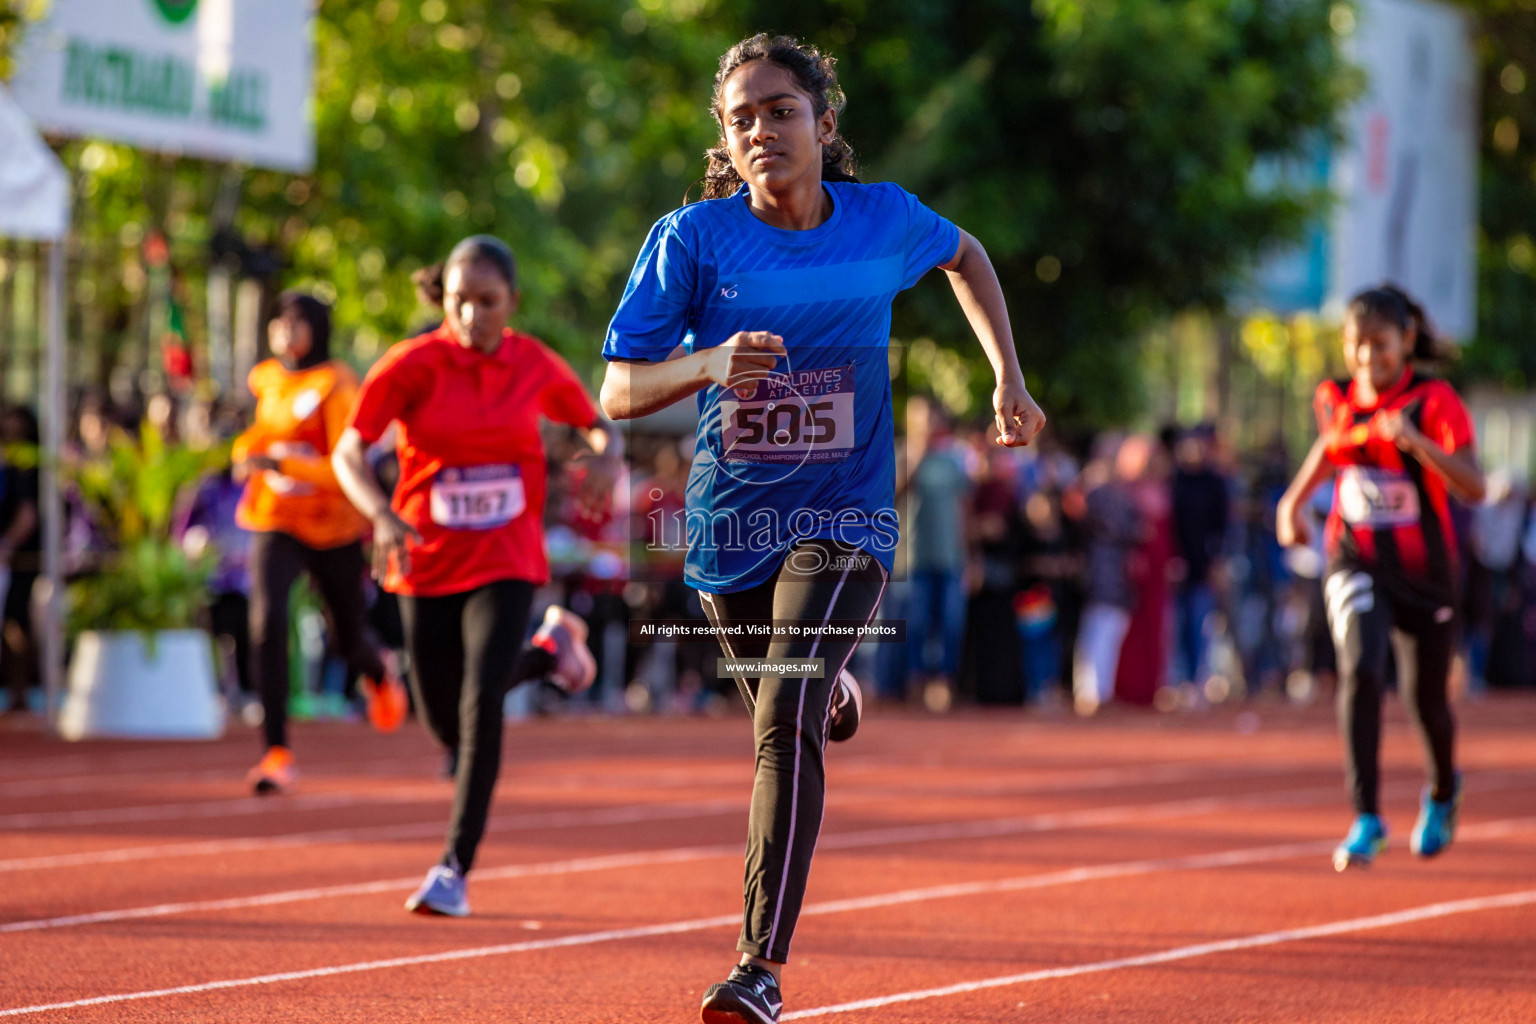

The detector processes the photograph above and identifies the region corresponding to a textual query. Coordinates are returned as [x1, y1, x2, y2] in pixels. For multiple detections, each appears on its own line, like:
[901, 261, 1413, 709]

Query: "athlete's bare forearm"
[600, 352, 711, 420]
[941, 231, 1044, 446]
[602, 333, 786, 420]
[331, 428, 393, 521]
[1281, 436, 1335, 509]
[1378, 408, 1486, 504]
[1404, 437, 1486, 504]
[941, 230, 1024, 387]
[1276, 436, 1335, 548]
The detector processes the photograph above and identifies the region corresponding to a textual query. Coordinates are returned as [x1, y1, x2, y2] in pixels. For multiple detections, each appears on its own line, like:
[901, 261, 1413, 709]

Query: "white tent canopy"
[0, 83, 68, 720]
[0, 84, 68, 241]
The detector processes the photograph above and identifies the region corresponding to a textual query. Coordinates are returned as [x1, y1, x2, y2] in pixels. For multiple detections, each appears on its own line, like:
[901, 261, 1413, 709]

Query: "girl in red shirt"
[332, 236, 615, 916]
[1277, 284, 1485, 871]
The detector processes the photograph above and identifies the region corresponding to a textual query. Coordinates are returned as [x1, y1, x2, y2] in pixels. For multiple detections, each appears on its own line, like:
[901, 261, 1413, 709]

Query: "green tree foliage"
[244, 0, 733, 365]
[9, 0, 1353, 424]
[725, 0, 1353, 424]
[54, 0, 734, 376]
[0, 0, 1413, 430]
[0, 0, 46, 82]
[1457, 0, 1536, 388]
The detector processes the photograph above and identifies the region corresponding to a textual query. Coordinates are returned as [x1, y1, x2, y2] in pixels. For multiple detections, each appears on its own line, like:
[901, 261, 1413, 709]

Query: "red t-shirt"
[1314, 369, 1474, 609]
[350, 325, 598, 596]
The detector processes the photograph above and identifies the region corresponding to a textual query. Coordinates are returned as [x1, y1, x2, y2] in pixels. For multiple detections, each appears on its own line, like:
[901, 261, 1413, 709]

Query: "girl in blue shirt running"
[600, 33, 1045, 1024]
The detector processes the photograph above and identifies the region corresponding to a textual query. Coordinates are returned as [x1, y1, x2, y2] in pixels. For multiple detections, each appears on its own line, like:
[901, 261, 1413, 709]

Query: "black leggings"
[699, 539, 888, 963]
[249, 532, 386, 750]
[209, 592, 253, 695]
[398, 579, 554, 871]
[1325, 569, 1457, 815]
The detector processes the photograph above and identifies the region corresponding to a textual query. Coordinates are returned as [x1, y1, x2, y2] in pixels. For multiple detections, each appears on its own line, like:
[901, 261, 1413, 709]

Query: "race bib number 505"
[720, 363, 855, 464]
[429, 465, 526, 530]
[1337, 466, 1419, 527]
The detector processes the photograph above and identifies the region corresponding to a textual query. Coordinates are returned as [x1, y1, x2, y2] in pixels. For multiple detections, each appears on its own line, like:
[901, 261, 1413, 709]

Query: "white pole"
[41, 240, 65, 723]
[207, 262, 233, 394]
[234, 276, 262, 387]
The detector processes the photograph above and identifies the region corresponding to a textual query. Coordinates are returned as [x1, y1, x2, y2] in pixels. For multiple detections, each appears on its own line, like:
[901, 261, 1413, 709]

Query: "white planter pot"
[59, 629, 225, 741]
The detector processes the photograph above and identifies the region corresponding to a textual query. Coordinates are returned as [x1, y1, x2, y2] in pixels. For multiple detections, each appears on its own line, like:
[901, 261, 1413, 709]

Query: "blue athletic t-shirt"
[604, 181, 960, 593]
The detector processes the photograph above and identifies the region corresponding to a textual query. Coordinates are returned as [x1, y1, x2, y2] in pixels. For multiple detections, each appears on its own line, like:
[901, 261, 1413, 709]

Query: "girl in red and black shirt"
[1278, 285, 1485, 871]
[332, 236, 618, 916]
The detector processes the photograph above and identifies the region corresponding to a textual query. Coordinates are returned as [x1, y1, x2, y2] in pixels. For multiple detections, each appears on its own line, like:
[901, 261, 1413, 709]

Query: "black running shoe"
[827, 669, 863, 743]
[700, 963, 782, 1024]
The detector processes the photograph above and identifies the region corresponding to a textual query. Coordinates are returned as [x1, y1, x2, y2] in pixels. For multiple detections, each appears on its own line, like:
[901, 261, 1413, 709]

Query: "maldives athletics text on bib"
[719, 363, 855, 465]
[429, 464, 526, 530]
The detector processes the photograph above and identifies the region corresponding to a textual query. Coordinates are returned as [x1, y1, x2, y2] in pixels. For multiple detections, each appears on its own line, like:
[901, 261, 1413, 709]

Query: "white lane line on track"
[0, 785, 1341, 931]
[824, 759, 1327, 803]
[0, 750, 264, 781]
[781, 887, 1536, 1019]
[0, 910, 746, 1019]
[0, 798, 745, 873]
[0, 845, 746, 934]
[0, 759, 751, 801]
[3, 755, 1530, 937]
[0, 709, 1448, 781]
[822, 770, 1534, 850]
[0, 792, 426, 831]
[1, 816, 1533, 1018]
[0, 760, 1351, 874]
[0, 755, 1305, 817]
[0, 757, 446, 799]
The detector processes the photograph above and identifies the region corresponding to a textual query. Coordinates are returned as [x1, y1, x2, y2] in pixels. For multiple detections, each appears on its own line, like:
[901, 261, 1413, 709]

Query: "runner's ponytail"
[412, 263, 446, 309]
[696, 34, 859, 202]
[413, 236, 518, 309]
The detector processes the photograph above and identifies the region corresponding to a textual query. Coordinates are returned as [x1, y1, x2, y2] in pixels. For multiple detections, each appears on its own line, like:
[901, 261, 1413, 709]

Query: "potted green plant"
[57, 421, 231, 740]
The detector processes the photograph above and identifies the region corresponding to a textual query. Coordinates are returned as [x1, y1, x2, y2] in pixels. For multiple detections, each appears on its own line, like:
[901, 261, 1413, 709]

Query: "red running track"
[1, 695, 1534, 1022]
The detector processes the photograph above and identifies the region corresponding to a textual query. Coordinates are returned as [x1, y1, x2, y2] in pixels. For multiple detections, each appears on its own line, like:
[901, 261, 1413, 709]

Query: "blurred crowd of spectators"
[2, 388, 1533, 721]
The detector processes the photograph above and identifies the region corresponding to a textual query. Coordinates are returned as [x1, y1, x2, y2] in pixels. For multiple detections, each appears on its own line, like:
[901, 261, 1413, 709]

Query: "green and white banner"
[10, 0, 313, 171]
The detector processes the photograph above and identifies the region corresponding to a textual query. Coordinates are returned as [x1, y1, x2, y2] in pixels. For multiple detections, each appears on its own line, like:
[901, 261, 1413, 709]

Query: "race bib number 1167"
[429, 464, 526, 530]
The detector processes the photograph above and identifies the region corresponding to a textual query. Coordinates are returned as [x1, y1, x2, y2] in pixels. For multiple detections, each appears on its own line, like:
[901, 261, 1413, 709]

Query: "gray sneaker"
[405, 857, 470, 917]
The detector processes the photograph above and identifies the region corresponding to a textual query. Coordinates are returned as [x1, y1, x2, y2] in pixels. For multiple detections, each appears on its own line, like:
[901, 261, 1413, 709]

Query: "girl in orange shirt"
[235, 292, 407, 794]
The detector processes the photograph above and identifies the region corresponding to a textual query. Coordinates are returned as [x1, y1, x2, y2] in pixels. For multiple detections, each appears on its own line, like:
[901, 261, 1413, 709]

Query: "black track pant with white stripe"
[700, 539, 888, 963]
[398, 580, 555, 872]
[1324, 569, 1457, 816]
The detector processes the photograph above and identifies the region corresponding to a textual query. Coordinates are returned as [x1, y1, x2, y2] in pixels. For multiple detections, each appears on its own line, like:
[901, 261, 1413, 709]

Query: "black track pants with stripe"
[700, 539, 888, 963]
[399, 580, 555, 872]
[1324, 568, 1457, 816]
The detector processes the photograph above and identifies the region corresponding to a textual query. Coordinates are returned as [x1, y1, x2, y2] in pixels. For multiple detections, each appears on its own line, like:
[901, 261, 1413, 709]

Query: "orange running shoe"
[362, 650, 409, 733]
[247, 746, 296, 795]
[531, 605, 597, 694]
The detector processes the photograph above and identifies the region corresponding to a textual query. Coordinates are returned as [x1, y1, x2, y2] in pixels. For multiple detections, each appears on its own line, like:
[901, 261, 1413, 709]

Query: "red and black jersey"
[1314, 369, 1475, 611]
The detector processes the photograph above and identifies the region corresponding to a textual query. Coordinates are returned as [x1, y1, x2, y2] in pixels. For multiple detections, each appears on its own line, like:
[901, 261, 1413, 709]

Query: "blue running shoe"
[405, 857, 470, 917]
[1333, 814, 1389, 871]
[1411, 774, 1462, 858]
